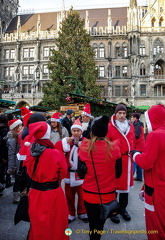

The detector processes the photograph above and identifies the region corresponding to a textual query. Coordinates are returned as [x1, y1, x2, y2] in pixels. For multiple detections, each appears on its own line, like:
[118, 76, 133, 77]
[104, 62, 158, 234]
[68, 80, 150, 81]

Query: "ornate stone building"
[0, 0, 165, 108]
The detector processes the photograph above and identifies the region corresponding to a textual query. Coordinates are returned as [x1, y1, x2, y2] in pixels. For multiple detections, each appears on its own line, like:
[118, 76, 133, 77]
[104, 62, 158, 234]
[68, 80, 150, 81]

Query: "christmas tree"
[42, 8, 101, 109]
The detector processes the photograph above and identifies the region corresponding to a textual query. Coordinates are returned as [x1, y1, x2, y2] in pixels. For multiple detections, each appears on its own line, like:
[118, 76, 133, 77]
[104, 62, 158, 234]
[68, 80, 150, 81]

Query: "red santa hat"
[71, 118, 83, 131]
[24, 121, 51, 146]
[8, 119, 22, 130]
[51, 112, 61, 122]
[20, 107, 33, 127]
[81, 103, 91, 117]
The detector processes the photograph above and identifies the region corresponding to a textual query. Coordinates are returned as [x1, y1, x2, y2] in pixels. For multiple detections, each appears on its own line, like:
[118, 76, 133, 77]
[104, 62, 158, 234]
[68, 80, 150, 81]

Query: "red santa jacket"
[106, 115, 135, 192]
[79, 139, 121, 195]
[133, 104, 165, 212]
[25, 147, 69, 240]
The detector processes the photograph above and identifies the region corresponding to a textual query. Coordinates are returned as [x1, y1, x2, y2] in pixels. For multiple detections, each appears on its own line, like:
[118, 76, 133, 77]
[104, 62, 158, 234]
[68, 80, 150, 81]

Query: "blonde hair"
[83, 133, 113, 160]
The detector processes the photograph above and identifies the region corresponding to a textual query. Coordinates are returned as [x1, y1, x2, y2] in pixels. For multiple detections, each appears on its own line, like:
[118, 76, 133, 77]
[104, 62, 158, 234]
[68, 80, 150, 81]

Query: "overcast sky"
[19, 0, 148, 13]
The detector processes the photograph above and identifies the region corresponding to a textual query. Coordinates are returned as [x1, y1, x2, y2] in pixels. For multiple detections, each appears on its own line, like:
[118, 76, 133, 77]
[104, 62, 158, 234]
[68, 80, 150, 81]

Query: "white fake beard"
[82, 122, 89, 131]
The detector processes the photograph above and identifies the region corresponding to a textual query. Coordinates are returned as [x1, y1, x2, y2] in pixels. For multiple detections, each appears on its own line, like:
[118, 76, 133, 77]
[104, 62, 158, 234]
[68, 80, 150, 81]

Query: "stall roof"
[0, 99, 16, 108]
[29, 106, 53, 112]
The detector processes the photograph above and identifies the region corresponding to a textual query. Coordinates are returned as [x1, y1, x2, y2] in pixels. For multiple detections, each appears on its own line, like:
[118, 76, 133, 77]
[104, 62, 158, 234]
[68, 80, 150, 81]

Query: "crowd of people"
[0, 102, 165, 240]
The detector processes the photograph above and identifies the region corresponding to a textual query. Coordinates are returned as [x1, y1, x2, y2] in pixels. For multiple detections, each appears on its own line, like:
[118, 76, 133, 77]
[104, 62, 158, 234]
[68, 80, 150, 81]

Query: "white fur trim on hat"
[41, 124, 51, 139]
[145, 110, 152, 133]
[81, 111, 91, 117]
[71, 124, 83, 131]
[10, 119, 22, 130]
[51, 118, 60, 122]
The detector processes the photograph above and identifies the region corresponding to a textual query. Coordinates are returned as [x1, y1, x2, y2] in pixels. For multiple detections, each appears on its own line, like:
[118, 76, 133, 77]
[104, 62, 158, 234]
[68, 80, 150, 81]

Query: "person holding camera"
[55, 118, 88, 224]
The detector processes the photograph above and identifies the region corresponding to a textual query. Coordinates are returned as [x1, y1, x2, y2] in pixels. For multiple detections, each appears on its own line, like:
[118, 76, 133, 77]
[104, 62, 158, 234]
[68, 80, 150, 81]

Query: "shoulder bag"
[90, 151, 121, 222]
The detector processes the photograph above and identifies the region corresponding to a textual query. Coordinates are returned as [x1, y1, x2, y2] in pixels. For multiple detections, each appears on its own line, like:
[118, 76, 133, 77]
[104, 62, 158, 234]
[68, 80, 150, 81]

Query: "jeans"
[133, 162, 142, 180]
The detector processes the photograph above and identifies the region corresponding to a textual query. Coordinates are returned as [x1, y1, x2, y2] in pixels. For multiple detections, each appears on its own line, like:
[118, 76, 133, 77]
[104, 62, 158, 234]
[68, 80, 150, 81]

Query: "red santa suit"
[106, 115, 134, 192]
[78, 139, 121, 203]
[55, 137, 87, 222]
[133, 104, 165, 240]
[25, 122, 69, 240]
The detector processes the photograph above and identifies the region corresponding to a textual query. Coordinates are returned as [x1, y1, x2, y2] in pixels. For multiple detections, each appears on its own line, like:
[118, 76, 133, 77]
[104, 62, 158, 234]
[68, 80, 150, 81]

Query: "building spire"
[62, 0, 65, 11]
[130, 0, 137, 8]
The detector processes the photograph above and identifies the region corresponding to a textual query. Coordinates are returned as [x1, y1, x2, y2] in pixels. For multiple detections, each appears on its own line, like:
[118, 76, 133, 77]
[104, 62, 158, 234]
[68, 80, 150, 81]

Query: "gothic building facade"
[0, 0, 165, 108]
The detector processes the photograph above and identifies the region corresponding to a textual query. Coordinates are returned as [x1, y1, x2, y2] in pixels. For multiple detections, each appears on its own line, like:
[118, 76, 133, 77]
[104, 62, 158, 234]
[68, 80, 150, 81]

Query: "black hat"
[66, 109, 74, 115]
[0, 114, 8, 124]
[91, 115, 109, 137]
[114, 104, 127, 114]
[131, 113, 140, 119]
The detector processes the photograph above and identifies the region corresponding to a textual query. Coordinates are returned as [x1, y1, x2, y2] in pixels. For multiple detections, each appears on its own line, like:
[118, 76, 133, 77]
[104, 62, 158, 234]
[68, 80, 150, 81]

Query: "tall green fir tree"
[42, 8, 101, 109]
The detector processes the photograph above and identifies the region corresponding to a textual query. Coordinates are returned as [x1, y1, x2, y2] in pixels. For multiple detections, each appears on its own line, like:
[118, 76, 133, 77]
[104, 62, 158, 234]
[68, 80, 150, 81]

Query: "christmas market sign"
[60, 106, 79, 112]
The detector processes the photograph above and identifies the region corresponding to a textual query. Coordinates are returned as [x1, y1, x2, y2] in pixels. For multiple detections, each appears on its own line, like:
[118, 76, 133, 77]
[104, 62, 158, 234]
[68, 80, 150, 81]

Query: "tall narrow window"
[123, 66, 128, 77]
[122, 86, 128, 96]
[10, 49, 15, 59]
[115, 86, 121, 96]
[99, 43, 105, 58]
[29, 65, 34, 75]
[115, 43, 120, 57]
[151, 17, 156, 27]
[43, 47, 49, 57]
[9, 67, 14, 76]
[5, 50, 9, 59]
[23, 66, 28, 75]
[140, 63, 146, 76]
[115, 66, 120, 77]
[99, 66, 105, 78]
[29, 48, 34, 58]
[43, 65, 49, 74]
[122, 43, 127, 57]
[159, 17, 163, 27]
[4, 67, 9, 77]
[23, 48, 29, 58]
[140, 85, 146, 96]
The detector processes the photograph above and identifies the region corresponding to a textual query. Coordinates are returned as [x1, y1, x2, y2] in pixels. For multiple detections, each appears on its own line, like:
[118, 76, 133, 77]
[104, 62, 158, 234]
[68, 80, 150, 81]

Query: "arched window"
[140, 42, 146, 55]
[140, 63, 146, 76]
[152, 17, 156, 27]
[122, 42, 128, 57]
[153, 39, 164, 55]
[115, 42, 120, 57]
[159, 17, 163, 27]
[154, 84, 165, 96]
[92, 43, 98, 58]
[99, 43, 105, 58]
[154, 63, 163, 78]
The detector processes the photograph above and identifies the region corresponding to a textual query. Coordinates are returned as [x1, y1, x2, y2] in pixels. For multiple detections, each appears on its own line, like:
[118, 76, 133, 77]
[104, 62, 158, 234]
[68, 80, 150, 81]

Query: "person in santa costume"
[78, 115, 121, 240]
[132, 104, 165, 240]
[106, 104, 135, 223]
[25, 121, 69, 240]
[81, 103, 93, 139]
[20, 107, 33, 127]
[55, 118, 88, 223]
[50, 112, 69, 144]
